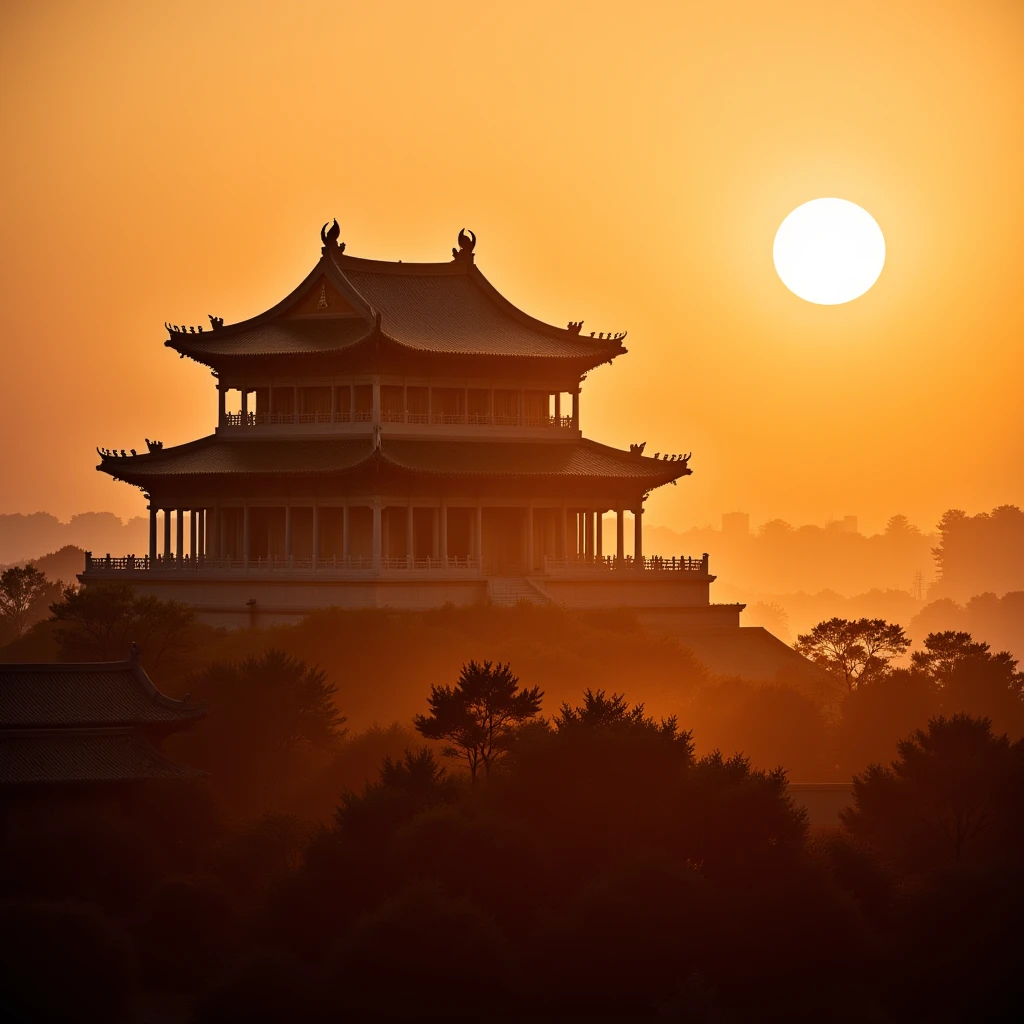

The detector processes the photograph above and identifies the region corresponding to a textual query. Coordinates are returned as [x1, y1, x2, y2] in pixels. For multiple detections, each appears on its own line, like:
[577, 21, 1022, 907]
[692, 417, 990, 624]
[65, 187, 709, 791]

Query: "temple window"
[407, 386, 430, 423]
[353, 384, 373, 422]
[270, 386, 295, 423]
[493, 389, 520, 426]
[467, 389, 491, 425]
[432, 387, 464, 424]
[522, 390, 549, 427]
[333, 385, 351, 422]
[298, 386, 332, 423]
[381, 385, 404, 423]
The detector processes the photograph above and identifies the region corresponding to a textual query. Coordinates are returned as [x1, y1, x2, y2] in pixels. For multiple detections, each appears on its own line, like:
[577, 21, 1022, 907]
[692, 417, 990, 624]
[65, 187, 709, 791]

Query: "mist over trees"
[0, 513, 147, 564]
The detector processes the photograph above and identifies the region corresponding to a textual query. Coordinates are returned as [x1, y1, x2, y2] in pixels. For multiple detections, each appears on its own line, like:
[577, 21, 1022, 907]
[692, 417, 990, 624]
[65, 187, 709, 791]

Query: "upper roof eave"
[163, 235, 629, 365]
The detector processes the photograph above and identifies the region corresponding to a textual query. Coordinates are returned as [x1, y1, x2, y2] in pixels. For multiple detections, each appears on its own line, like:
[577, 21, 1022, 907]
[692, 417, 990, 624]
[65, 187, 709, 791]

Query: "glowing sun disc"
[773, 198, 885, 305]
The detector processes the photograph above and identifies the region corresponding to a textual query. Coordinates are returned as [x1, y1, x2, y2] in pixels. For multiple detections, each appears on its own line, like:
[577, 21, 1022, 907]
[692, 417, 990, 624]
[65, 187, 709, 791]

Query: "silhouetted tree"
[842, 714, 1024, 870]
[413, 660, 543, 781]
[931, 505, 1024, 601]
[795, 617, 910, 690]
[912, 629, 1003, 684]
[324, 881, 514, 1021]
[835, 667, 940, 775]
[336, 748, 458, 843]
[176, 650, 347, 808]
[49, 581, 196, 669]
[0, 564, 60, 640]
[885, 513, 921, 537]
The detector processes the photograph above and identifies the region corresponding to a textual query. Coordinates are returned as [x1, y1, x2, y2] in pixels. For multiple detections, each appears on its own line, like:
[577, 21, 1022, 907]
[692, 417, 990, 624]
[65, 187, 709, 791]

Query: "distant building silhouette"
[721, 512, 750, 537]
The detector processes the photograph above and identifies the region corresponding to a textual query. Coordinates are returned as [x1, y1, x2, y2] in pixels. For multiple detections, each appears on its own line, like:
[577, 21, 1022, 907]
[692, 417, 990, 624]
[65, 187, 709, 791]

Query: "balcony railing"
[83, 552, 708, 577]
[83, 553, 483, 574]
[542, 554, 710, 573]
[223, 410, 575, 430]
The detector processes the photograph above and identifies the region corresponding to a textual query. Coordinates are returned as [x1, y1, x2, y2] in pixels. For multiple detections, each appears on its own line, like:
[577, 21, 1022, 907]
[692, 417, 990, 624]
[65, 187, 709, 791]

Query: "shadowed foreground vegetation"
[2, 660, 1022, 1023]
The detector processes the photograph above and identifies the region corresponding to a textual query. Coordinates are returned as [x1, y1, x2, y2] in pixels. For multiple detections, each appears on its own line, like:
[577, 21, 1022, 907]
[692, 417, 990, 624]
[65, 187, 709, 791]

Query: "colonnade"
[146, 500, 644, 572]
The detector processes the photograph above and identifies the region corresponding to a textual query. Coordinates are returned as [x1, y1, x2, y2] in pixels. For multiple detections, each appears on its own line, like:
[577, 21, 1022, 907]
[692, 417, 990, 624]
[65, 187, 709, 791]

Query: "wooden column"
[211, 502, 220, 559]
[330, 384, 337, 423]
[372, 378, 381, 424]
[559, 503, 568, 559]
[189, 509, 197, 561]
[198, 509, 205, 558]
[176, 509, 184, 562]
[572, 390, 579, 431]
[633, 507, 643, 570]
[584, 511, 593, 559]
[312, 502, 320, 567]
[241, 389, 248, 423]
[372, 500, 382, 570]
[596, 511, 603, 558]
[242, 502, 250, 568]
[381, 508, 390, 560]
[163, 509, 171, 560]
[148, 507, 157, 563]
[284, 503, 292, 563]
[342, 504, 350, 561]
[526, 504, 534, 572]
[475, 499, 483, 565]
[440, 502, 448, 563]
[293, 383, 299, 424]
[217, 385, 226, 428]
[406, 505, 414, 565]
[554, 392, 561, 424]
[432, 508, 439, 560]
[616, 508, 625, 563]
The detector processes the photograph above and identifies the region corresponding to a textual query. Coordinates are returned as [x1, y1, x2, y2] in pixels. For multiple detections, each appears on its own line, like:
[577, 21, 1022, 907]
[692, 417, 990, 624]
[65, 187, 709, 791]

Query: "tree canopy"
[413, 660, 543, 781]
[49, 581, 197, 670]
[0, 564, 61, 642]
[795, 617, 911, 691]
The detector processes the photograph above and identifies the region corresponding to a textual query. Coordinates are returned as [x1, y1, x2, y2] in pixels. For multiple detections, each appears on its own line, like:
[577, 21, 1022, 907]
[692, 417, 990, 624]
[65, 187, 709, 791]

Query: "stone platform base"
[80, 570, 742, 631]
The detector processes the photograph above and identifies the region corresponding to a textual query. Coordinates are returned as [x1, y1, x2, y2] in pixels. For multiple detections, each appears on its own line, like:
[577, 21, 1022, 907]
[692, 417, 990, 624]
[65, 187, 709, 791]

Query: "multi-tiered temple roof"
[83, 221, 716, 622]
[162, 224, 628, 373]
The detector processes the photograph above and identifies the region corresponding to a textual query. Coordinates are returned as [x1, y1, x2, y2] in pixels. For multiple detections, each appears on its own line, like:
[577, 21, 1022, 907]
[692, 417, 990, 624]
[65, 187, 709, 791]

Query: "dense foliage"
[2, 643, 1022, 1021]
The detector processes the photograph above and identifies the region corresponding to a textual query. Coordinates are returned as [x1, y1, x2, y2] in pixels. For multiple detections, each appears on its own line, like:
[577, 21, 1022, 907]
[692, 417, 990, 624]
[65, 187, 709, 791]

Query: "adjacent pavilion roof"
[97, 434, 693, 488]
[1, 728, 204, 784]
[162, 227, 628, 371]
[0, 650, 205, 786]
[0, 654, 205, 728]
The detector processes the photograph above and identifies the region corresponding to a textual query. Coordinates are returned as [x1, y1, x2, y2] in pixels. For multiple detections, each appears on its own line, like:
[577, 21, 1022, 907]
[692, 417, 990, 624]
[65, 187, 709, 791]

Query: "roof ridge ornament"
[321, 218, 345, 254]
[452, 228, 476, 263]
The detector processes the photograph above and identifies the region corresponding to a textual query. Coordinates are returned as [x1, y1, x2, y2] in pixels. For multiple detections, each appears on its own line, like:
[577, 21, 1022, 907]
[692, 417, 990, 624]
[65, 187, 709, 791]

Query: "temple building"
[83, 222, 746, 633]
[0, 646, 204, 787]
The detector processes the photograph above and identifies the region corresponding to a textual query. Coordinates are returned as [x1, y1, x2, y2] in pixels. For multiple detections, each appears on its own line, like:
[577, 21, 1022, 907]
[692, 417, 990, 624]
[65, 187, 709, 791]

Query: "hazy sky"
[1, 0, 1021, 534]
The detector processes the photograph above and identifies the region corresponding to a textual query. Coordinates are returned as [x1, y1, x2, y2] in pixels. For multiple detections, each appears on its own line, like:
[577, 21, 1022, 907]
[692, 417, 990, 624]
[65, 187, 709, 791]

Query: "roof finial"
[321, 219, 344, 254]
[452, 228, 476, 262]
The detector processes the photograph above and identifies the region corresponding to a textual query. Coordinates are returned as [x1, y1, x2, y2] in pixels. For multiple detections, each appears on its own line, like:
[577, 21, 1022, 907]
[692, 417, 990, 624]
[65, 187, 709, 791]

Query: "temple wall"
[101, 573, 734, 628]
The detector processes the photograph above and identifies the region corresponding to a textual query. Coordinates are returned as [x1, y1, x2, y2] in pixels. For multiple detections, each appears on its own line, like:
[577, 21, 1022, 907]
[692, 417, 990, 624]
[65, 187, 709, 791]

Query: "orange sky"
[1, 0, 1021, 534]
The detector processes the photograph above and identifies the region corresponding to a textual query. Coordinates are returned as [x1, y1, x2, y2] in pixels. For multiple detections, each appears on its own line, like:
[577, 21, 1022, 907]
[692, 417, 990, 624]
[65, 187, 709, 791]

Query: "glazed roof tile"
[0, 657, 206, 728]
[165, 245, 626, 364]
[0, 728, 205, 784]
[97, 435, 691, 485]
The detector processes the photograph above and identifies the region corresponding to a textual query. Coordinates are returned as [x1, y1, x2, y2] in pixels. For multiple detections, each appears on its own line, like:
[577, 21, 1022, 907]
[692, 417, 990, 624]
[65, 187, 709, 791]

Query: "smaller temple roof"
[163, 226, 628, 369]
[0, 728, 204, 784]
[0, 649, 205, 728]
[97, 435, 693, 487]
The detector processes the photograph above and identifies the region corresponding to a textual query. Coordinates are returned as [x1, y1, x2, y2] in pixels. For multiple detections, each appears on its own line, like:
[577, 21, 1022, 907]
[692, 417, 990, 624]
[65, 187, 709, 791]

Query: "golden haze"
[0, 0, 1021, 533]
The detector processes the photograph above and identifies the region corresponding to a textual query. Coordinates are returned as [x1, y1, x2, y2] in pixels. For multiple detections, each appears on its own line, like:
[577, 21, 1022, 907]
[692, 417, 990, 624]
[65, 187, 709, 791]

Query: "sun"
[773, 198, 885, 305]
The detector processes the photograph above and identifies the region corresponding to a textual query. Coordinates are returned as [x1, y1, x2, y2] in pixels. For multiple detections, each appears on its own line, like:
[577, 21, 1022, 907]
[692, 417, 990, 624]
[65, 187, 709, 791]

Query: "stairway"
[487, 577, 552, 607]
